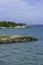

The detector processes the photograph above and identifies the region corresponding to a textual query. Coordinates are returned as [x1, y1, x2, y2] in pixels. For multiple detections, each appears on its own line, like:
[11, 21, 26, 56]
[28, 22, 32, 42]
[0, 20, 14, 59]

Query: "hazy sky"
[0, 0, 43, 24]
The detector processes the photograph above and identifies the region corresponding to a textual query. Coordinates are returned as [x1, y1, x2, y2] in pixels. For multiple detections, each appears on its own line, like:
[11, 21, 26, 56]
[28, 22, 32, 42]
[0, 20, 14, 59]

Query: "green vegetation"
[0, 21, 25, 27]
[0, 34, 9, 38]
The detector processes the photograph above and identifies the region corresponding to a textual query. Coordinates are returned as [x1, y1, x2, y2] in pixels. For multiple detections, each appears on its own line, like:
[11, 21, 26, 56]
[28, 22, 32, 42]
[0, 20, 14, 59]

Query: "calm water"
[0, 25, 43, 65]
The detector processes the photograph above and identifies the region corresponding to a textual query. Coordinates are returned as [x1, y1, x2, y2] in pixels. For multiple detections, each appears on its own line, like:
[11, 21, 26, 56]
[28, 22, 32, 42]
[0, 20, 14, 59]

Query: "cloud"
[0, 0, 43, 24]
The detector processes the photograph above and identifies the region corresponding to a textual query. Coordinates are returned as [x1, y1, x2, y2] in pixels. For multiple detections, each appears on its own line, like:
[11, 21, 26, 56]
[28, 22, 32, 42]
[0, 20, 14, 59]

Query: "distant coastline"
[0, 21, 31, 29]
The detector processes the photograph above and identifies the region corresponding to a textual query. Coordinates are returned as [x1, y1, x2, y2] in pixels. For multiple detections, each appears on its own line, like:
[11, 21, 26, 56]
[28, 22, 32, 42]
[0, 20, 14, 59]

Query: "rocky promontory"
[0, 34, 38, 43]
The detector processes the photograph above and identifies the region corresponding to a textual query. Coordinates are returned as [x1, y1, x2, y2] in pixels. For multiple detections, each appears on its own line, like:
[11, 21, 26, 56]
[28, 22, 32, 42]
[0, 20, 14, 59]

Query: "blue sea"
[0, 25, 43, 65]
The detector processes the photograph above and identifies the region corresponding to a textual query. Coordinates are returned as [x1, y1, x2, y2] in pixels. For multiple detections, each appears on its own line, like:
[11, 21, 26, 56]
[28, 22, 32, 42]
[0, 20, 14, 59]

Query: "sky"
[0, 0, 43, 24]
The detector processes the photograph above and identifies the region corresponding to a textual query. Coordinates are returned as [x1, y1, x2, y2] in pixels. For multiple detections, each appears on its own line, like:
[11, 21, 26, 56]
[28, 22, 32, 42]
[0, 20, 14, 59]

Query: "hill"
[0, 21, 25, 27]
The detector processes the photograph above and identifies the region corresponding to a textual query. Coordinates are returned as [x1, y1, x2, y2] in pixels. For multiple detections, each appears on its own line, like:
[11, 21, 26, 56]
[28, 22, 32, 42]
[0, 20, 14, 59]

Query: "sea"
[0, 25, 43, 65]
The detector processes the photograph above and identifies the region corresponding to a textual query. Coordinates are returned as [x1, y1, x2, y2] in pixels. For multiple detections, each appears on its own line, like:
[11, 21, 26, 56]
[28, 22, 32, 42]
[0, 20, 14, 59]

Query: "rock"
[0, 34, 38, 43]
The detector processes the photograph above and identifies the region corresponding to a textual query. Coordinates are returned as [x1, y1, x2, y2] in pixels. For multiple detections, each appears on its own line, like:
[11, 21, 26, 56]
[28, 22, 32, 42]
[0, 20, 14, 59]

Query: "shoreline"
[0, 26, 31, 29]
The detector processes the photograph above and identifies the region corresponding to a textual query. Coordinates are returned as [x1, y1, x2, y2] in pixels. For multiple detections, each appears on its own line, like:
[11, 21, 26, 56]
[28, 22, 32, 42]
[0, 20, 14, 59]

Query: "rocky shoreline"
[0, 34, 38, 43]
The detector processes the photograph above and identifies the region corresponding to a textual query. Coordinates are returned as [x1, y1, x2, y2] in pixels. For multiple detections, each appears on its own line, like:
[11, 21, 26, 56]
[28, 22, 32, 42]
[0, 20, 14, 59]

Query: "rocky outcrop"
[0, 34, 38, 43]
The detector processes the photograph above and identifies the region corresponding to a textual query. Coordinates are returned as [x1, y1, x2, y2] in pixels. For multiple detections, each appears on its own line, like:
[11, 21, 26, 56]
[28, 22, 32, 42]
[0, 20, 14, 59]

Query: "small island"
[0, 21, 31, 29]
[0, 34, 38, 43]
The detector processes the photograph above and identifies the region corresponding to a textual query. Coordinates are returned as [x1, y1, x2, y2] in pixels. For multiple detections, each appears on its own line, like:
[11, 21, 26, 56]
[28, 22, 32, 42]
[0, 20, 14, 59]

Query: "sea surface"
[0, 25, 43, 65]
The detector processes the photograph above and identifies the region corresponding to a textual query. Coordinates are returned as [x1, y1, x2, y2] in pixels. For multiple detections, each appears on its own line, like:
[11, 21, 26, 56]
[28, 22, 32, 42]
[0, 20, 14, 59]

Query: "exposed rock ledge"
[0, 34, 38, 43]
